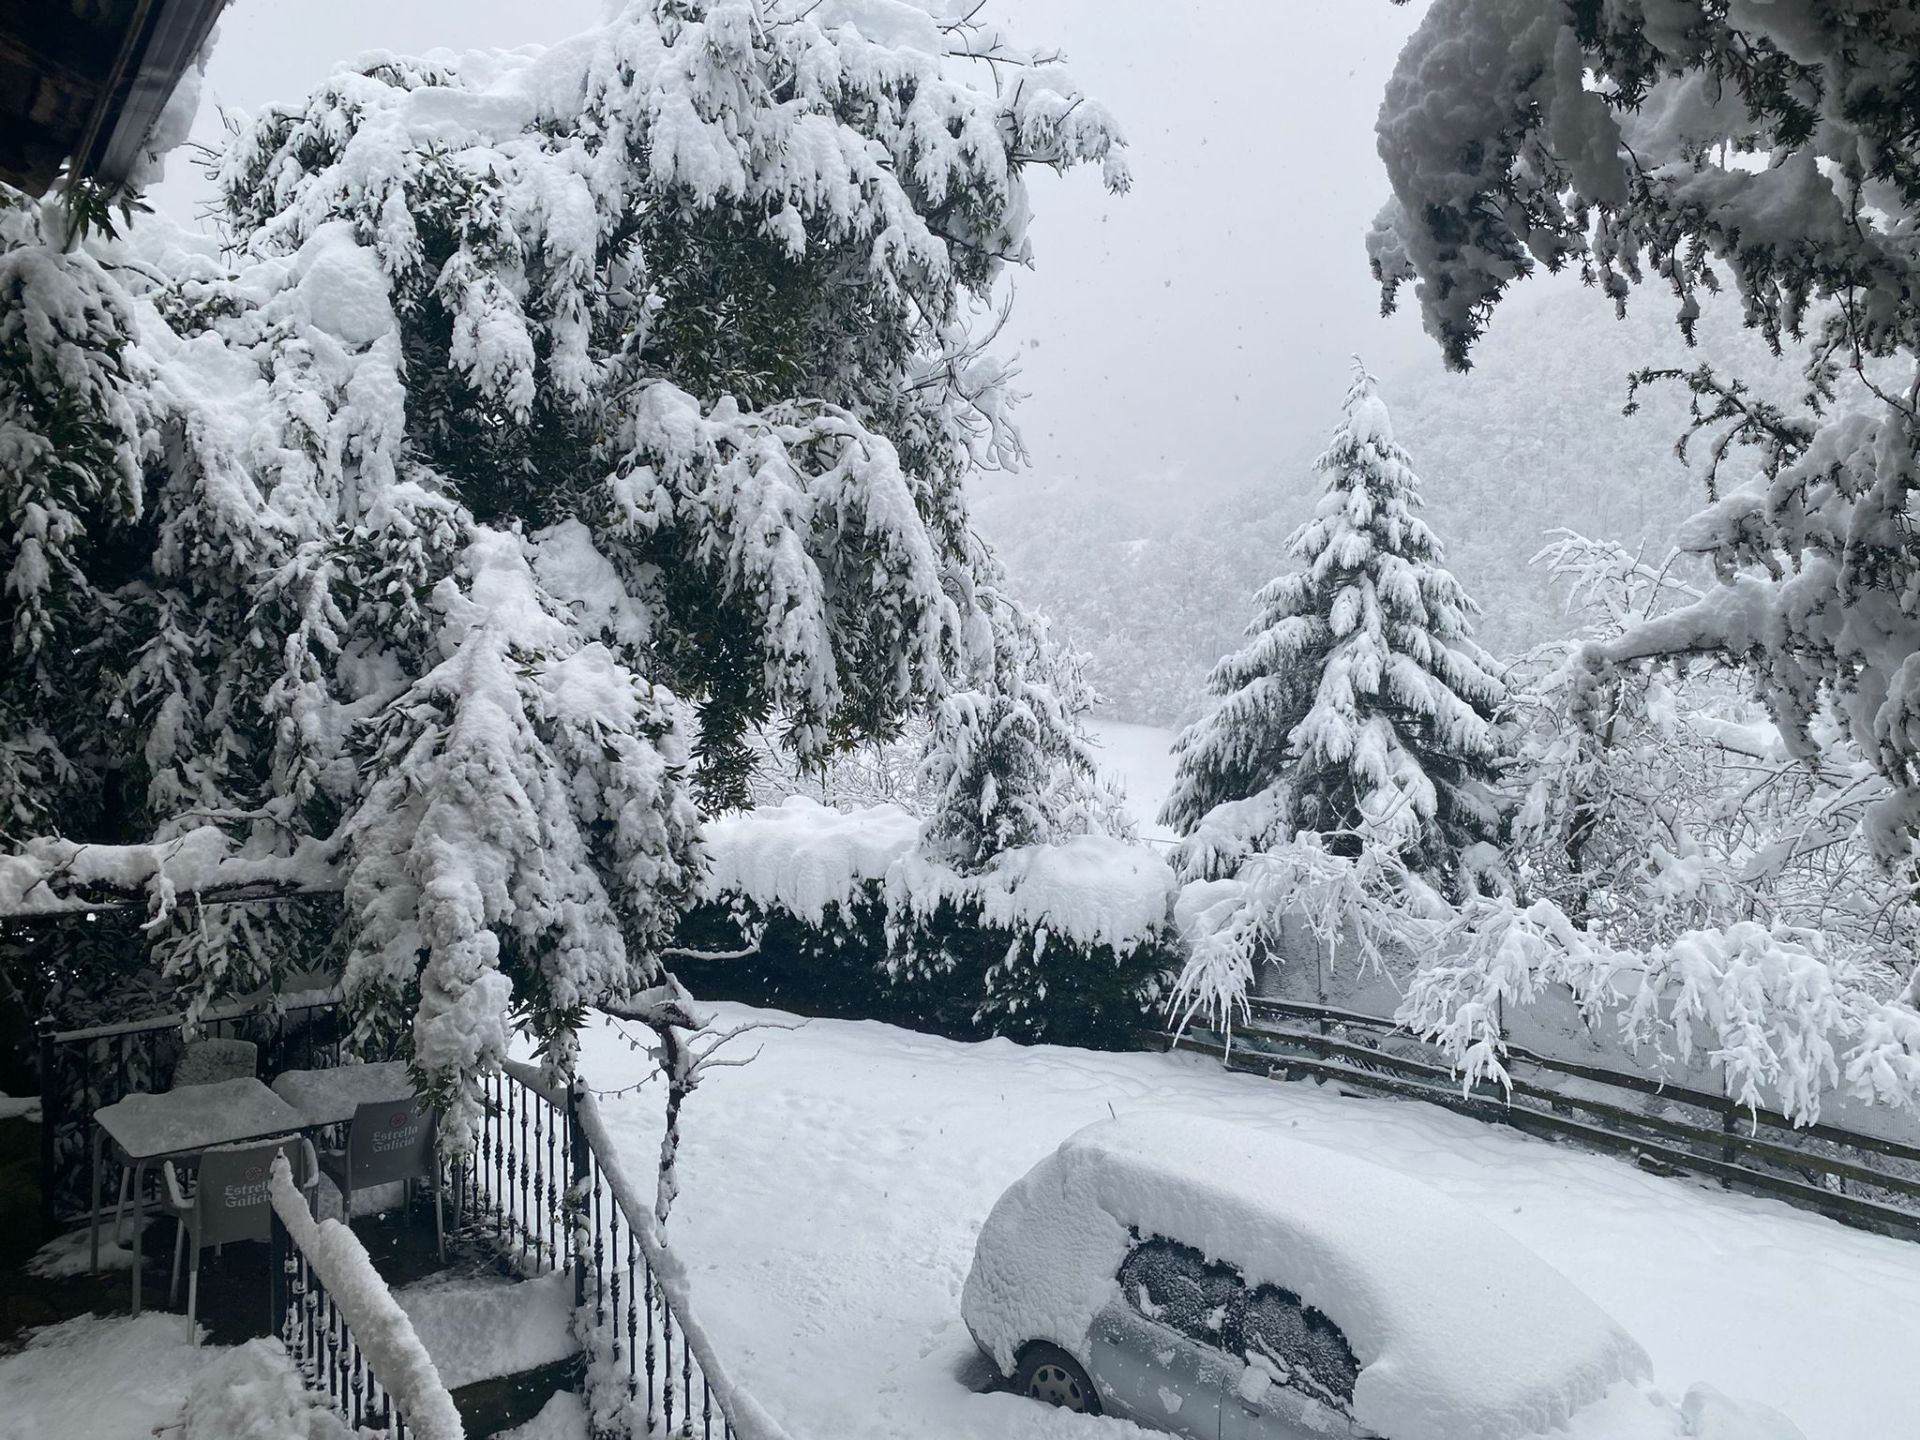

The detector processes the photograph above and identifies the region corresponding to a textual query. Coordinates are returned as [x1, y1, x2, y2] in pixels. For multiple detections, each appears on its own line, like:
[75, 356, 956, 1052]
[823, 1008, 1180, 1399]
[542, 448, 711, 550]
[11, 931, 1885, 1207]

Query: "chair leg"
[171, 1222, 185, 1306]
[186, 1255, 200, 1346]
[111, 1168, 131, 1246]
[434, 1175, 444, 1262]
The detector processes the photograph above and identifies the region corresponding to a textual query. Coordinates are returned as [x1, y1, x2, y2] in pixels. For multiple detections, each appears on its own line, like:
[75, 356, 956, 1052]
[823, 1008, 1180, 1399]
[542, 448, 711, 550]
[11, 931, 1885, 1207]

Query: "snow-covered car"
[961, 1113, 1805, 1440]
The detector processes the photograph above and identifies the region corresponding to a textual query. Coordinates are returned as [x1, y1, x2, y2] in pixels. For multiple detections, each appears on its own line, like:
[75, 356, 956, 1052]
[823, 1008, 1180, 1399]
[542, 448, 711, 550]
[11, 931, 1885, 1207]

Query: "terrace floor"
[2, 1185, 455, 1352]
[2, 1160, 580, 1439]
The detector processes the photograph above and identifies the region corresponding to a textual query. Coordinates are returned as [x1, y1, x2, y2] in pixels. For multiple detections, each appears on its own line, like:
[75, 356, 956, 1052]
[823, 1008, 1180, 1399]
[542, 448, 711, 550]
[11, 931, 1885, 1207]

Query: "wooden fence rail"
[1159, 996, 1920, 1243]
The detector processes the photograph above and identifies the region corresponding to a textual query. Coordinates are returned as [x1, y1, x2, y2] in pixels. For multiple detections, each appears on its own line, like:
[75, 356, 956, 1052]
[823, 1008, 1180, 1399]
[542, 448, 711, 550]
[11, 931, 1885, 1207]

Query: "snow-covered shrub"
[1401, 897, 1920, 1126]
[919, 555, 1133, 872]
[743, 718, 938, 816]
[681, 798, 1174, 1047]
[1167, 836, 1443, 1041]
[1504, 531, 1917, 982]
[1161, 827, 1916, 1126]
[1161, 365, 1504, 891]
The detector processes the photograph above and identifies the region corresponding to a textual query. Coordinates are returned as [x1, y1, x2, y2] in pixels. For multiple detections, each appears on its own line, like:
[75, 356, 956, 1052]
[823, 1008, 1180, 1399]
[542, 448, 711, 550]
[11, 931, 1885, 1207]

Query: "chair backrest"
[172, 1038, 259, 1089]
[191, 1137, 307, 1247]
[342, 1098, 436, 1188]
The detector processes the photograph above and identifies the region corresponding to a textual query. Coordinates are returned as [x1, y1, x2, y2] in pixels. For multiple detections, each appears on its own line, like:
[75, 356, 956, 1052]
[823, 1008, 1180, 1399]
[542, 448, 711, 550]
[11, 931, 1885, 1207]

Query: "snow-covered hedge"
[682, 798, 1177, 1045]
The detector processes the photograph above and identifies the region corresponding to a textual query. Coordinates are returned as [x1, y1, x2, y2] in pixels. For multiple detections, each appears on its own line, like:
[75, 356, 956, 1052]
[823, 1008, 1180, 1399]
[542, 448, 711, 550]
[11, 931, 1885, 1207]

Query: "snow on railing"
[472, 1061, 788, 1440]
[268, 1154, 464, 1440]
[1165, 997, 1920, 1241]
[572, 1082, 792, 1440]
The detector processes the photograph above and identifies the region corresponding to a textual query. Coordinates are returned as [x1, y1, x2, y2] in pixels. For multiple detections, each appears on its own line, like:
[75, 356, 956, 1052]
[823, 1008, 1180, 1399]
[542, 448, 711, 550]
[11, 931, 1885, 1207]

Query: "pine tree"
[919, 545, 1129, 874]
[1161, 364, 1504, 886]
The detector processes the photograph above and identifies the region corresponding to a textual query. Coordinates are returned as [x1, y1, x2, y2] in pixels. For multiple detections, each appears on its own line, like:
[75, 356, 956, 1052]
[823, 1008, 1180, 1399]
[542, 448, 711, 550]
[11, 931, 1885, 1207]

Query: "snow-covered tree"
[1161, 365, 1505, 887]
[919, 546, 1129, 872]
[1505, 531, 1917, 982]
[1371, 0, 1920, 1017]
[0, 1, 1125, 1144]
[743, 715, 937, 816]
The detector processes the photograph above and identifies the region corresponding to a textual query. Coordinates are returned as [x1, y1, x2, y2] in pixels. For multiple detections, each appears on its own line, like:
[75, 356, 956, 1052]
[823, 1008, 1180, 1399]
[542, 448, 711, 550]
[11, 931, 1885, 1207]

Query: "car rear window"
[1239, 1283, 1359, 1413]
[1116, 1238, 1239, 1350]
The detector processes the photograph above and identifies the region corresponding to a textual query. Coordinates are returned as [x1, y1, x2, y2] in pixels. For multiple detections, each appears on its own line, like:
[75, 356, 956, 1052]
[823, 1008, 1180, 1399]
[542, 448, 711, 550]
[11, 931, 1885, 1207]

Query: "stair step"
[452, 1355, 582, 1440]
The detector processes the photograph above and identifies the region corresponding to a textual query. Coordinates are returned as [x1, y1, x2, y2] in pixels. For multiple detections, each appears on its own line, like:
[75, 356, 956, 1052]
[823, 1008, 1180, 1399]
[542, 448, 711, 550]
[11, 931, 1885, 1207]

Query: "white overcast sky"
[153, 0, 1438, 502]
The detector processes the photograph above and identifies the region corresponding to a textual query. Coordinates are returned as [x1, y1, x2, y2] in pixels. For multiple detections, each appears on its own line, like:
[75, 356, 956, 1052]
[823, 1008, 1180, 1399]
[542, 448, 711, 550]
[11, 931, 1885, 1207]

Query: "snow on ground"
[395, 1267, 576, 1389]
[0, 1092, 40, 1121]
[179, 1337, 351, 1440]
[27, 1224, 134, 1278]
[582, 1006, 1920, 1440]
[1086, 719, 1179, 845]
[0, 1312, 223, 1440]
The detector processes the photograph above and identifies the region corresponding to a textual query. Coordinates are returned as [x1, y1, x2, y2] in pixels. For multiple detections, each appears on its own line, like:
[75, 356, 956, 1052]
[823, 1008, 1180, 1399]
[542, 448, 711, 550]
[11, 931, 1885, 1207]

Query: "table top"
[94, 1077, 307, 1162]
[271, 1061, 415, 1127]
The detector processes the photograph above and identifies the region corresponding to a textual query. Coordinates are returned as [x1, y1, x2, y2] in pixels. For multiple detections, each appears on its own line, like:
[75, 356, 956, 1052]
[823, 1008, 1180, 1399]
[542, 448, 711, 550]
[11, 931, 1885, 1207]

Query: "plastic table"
[89, 1077, 307, 1315]
[271, 1061, 413, 1127]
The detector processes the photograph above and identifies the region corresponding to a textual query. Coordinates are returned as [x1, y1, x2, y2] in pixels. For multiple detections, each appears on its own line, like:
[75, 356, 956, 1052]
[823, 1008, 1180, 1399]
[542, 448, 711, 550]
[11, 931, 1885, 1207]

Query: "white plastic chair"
[109, 1037, 262, 1244]
[319, 1098, 444, 1260]
[163, 1135, 317, 1343]
[170, 1037, 259, 1089]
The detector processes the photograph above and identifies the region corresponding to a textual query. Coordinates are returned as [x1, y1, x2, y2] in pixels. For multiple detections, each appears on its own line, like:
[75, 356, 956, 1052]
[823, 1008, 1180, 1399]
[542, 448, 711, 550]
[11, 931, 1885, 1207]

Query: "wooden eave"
[0, 0, 229, 197]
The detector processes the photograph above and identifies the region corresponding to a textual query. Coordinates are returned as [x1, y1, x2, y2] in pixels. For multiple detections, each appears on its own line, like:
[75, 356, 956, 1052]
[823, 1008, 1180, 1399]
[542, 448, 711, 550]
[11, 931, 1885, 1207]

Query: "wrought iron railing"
[464, 1060, 571, 1274]
[463, 1060, 769, 1440]
[268, 1152, 465, 1440]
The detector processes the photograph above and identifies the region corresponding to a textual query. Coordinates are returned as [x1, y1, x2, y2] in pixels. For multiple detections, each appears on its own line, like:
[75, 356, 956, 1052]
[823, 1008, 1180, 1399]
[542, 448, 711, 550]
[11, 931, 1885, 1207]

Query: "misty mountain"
[976, 277, 1806, 726]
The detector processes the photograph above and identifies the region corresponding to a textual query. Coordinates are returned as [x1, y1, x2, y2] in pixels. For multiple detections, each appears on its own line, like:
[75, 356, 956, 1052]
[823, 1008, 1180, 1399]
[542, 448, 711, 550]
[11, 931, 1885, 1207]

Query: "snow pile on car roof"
[962, 1111, 1650, 1440]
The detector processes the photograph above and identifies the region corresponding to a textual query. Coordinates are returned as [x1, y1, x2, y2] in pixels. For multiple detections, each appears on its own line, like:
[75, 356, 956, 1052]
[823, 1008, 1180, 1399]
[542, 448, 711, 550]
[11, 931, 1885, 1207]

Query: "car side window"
[1116, 1238, 1241, 1350]
[1237, 1284, 1360, 1414]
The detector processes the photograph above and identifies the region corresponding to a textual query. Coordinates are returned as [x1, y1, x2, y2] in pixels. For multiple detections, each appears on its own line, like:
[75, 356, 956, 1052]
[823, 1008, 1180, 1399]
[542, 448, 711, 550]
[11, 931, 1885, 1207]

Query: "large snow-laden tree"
[1369, 0, 1920, 1009]
[0, 0, 1125, 1143]
[1161, 364, 1505, 888]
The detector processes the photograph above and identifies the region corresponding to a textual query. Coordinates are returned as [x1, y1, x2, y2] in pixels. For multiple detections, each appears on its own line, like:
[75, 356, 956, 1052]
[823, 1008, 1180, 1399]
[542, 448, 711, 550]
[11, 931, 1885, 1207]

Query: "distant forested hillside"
[976, 279, 1803, 726]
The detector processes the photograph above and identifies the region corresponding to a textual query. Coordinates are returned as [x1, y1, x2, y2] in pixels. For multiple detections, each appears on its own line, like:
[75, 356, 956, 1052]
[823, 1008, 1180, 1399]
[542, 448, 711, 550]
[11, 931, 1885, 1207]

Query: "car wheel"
[1012, 1342, 1101, 1415]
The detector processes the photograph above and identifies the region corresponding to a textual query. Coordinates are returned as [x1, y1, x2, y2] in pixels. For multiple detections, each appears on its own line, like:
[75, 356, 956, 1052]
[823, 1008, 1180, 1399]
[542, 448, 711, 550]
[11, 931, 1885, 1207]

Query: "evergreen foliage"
[674, 884, 1166, 1050]
[1162, 365, 1504, 887]
[0, 1, 1126, 1143]
[920, 545, 1130, 873]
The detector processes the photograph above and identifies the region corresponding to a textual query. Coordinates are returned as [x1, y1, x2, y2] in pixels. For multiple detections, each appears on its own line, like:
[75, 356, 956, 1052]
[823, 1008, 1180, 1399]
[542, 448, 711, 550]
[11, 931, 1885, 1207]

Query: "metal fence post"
[567, 1077, 589, 1313]
[271, 1201, 290, 1342]
[36, 1013, 58, 1236]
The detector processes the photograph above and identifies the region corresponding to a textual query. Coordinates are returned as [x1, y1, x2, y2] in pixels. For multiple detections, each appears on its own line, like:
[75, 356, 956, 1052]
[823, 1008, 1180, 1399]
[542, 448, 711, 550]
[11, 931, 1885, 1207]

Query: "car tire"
[1012, 1341, 1102, 1415]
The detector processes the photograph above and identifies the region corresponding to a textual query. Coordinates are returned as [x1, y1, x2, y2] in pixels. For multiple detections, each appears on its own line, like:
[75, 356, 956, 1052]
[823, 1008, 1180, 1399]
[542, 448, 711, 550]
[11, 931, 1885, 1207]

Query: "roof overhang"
[0, 0, 230, 197]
